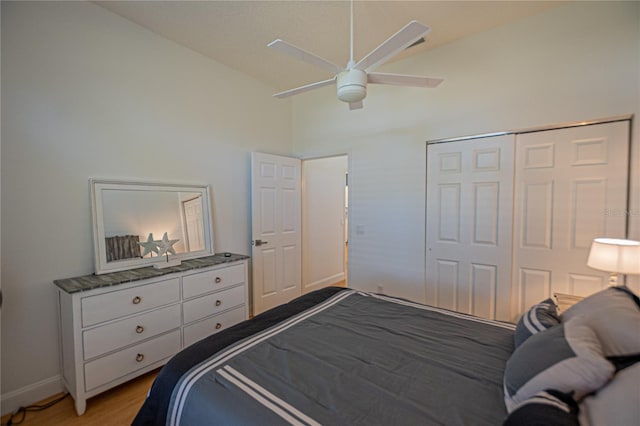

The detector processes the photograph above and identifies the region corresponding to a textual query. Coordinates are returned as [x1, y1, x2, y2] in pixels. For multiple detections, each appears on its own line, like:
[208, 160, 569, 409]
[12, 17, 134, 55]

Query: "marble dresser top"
[54, 253, 250, 294]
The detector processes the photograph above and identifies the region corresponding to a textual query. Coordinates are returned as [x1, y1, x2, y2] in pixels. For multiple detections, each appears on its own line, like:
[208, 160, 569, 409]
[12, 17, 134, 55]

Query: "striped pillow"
[514, 298, 559, 347]
[504, 317, 614, 412]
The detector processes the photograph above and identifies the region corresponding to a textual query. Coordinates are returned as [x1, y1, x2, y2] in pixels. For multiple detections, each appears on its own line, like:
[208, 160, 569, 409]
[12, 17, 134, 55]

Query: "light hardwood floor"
[1, 369, 158, 426]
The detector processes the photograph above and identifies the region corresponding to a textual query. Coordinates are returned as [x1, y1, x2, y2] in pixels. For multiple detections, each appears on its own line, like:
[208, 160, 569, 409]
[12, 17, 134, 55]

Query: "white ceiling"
[95, 1, 561, 93]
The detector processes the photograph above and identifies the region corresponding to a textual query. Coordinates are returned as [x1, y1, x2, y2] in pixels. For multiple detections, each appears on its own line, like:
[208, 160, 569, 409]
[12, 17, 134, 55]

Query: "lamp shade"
[587, 238, 640, 274]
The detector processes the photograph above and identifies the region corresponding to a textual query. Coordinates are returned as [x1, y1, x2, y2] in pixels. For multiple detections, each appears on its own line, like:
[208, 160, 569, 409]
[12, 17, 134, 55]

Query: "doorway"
[301, 155, 349, 293]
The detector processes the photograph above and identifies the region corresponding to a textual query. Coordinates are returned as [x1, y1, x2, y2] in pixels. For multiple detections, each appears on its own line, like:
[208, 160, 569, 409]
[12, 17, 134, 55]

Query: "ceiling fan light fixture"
[337, 69, 367, 103]
[267, 0, 442, 109]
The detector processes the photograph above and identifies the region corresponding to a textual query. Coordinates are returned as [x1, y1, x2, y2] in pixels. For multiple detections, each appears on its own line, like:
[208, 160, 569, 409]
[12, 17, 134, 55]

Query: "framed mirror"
[90, 179, 214, 274]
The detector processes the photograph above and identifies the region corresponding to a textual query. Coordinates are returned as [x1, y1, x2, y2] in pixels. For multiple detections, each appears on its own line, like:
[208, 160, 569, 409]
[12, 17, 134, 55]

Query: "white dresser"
[55, 255, 249, 415]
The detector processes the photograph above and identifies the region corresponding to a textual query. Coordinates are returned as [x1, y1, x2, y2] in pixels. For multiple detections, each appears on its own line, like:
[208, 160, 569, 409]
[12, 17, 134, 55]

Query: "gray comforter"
[168, 290, 515, 425]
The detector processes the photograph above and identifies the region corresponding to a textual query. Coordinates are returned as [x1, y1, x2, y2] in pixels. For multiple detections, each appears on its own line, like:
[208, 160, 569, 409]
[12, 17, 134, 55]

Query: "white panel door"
[513, 121, 629, 318]
[426, 135, 515, 321]
[251, 152, 302, 315]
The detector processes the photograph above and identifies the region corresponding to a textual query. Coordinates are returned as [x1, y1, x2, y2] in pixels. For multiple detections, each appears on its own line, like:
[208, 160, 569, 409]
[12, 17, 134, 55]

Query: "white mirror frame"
[90, 178, 214, 275]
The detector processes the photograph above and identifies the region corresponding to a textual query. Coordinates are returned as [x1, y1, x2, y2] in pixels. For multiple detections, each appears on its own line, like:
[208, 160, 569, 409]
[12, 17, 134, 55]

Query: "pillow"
[580, 362, 640, 426]
[503, 390, 579, 426]
[504, 317, 614, 412]
[514, 298, 560, 347]
[561, 287, 640, 357]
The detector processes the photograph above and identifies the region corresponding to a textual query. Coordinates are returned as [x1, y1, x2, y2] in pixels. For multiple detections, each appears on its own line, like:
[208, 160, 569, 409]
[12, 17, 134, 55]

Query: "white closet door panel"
[471, 263, 497, 320]
[568, 273, 607, 296]
[438, 184, 461, 242]
[427, 135, 515, 321]
[473, 182, 500, 245]
[521, 181, 554, 249]
[572, 179, 607, 249]
[513, 121, 629, 319]
[519, 268, 552, 313]
[435, 259, 459, 311]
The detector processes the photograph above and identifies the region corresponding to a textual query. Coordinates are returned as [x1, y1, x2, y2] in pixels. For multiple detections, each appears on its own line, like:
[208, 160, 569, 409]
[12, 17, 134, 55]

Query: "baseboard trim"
[303, 272, 345, 293]
[1, 375, 64, 416]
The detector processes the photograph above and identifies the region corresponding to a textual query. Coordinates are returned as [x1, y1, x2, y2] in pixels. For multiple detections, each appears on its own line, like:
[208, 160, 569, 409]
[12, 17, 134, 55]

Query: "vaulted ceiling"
[95, 1, 561, 93]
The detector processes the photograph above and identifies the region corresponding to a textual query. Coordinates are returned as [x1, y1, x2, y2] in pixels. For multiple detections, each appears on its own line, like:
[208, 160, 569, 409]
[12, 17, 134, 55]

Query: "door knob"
[254, 239, 269, 246]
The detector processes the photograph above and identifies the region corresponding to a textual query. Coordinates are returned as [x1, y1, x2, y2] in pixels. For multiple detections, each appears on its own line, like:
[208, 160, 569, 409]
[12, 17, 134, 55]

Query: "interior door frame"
[250, 151, 351, 315]
[301, 154, 350, 293]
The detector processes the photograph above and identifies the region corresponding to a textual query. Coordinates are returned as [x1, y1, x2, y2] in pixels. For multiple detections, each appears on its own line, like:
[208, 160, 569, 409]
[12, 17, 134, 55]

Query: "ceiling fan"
[267, 1, 443, 110]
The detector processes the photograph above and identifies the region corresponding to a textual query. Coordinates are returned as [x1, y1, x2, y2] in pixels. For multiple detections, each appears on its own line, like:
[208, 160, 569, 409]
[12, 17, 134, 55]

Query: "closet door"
[513, 121, 629, 318]
[426, 135, 515, 321]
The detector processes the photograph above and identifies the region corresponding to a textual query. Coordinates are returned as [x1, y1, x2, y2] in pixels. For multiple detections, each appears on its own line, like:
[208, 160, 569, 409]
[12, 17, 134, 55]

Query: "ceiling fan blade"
[355, 21, 431, 73]
[273, 77, 336, 99]
[268, 39, 343, 75]
[349, 101, 363, 110]
[368, 72, 443, 88]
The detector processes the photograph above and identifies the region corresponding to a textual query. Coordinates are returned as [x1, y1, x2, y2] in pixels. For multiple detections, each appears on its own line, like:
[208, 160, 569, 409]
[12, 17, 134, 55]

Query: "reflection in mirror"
[91, 180, 214, 274]
[101, 189, 203, 260]
[182, 195, 205, 252]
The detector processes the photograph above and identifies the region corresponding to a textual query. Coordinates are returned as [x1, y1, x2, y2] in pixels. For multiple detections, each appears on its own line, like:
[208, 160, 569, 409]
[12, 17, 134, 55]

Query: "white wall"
[301, 156, 347, 292]
[292, 2, 640, 299]
[0, 1, 291, 412]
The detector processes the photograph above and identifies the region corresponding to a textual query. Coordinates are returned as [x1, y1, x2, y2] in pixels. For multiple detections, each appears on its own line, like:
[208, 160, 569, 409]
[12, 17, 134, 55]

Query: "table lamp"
[587, 238, 640, 286]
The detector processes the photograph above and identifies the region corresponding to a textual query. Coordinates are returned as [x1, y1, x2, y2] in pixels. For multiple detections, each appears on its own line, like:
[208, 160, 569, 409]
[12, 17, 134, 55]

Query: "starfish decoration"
[137, 233, 159, 257]
[157, 232, 179, 257]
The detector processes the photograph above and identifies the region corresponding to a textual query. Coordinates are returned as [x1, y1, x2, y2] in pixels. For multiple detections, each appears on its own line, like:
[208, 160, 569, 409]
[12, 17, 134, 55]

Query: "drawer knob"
[132, 296, 142, 305]
[136, 353, 145, 362]
[215, 277, 222, 284]
[215, 300, 222, 307]
[215, 323, 222, 330]
[136, 325, 144, 334]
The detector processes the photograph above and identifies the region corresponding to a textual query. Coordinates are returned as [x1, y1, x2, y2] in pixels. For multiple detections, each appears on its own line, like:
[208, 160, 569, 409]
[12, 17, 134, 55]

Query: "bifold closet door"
[513, 121, 629, 319]
[426, 135, 515, 321]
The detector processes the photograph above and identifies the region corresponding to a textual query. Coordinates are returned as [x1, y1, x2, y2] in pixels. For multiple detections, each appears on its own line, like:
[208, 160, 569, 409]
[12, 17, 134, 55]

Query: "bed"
[133, 286, 640, 426]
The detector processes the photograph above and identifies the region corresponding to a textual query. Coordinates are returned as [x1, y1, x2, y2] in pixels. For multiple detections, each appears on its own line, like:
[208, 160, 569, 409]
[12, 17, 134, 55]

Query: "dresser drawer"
[81, 278, 179, 327]
[183, 264, 245, 299]
[183, 306, 246, 348]
[183, 285, 245, 325]
[83, 304, 181, 360]
[84, 330, 180, 392]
